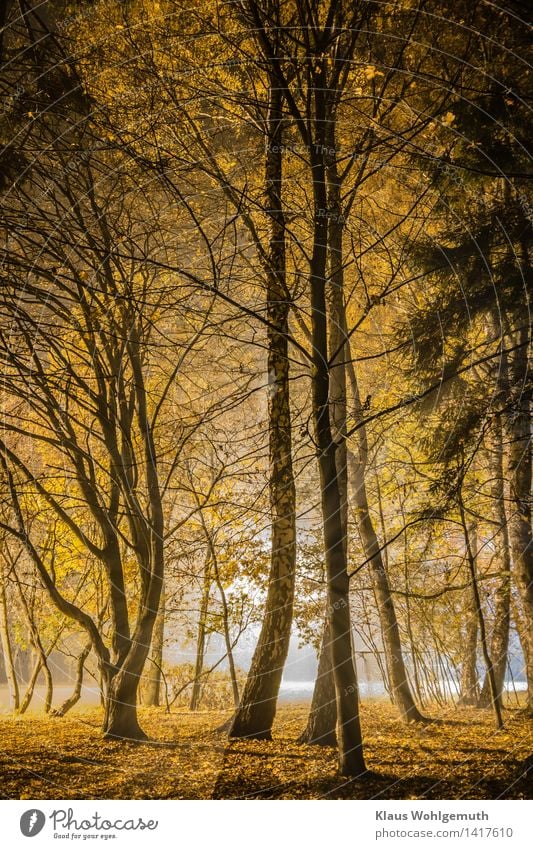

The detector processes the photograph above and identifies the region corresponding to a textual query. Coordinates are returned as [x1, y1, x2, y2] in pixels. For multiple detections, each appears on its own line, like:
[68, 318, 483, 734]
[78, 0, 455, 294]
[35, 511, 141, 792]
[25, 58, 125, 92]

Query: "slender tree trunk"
[51, 641, 91, 717]
[190, 559, 211, 711]
[344, 307, 423, 721]
[398, 494, 424, 706]
[298, 617, 337, 745]
[229, 80, 296, 740]
[42, 656, 53, 714]
[457, 574, 479, 706]
[100, 340, 166, 740]
[307, 80, 365, 775]
[506, 327, 533, 709]
[221, 610, 240, 709]
[460, 507, 503, 728]
[512, 599, 531, 698]
[213, 565, 240, 709]
[346, 409, 425, 722]
[102, 505, 164, 738]
[315, 413, 365, 773]
[0, 580, 19, 710]
[479, 416, 511, 708]
[14, 578, 53, 713]
[299, 125, 348, 746]
[318, 111, 421, 726]
[18, 654, 42, 715]
[144, 586, 165, 708]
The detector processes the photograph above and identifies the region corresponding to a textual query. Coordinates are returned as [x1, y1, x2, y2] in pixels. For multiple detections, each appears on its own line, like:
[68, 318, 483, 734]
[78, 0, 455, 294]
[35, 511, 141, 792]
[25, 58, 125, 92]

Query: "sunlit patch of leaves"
[0, 702, 530, 800]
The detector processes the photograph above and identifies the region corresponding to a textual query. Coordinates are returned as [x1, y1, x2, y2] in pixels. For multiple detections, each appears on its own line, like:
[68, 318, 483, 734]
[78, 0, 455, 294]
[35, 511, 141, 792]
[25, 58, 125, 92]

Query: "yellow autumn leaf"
[365, 66, 384, 81]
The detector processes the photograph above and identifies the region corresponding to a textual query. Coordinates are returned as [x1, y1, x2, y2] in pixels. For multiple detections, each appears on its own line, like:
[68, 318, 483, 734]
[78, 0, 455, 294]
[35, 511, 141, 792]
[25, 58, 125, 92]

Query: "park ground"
[0, 702, 531, 800]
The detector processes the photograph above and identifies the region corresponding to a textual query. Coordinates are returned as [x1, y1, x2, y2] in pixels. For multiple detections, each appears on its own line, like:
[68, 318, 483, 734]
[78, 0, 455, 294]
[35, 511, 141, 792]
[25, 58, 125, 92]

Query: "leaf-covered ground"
[0, 703, 531, 799]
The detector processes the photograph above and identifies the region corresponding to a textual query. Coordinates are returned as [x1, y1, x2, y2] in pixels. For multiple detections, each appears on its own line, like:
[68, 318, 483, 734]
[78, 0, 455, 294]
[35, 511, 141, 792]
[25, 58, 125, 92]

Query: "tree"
[228, 66, 297, 741]
[76, 0, 300, 739]
[0, 563, 20, 711]
[226, 0, 373, 775]
[0, 8, 172, 735]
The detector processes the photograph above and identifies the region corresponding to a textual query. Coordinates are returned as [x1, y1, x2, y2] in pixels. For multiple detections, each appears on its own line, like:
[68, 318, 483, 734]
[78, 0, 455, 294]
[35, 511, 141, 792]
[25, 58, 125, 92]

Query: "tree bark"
[144, 586, 165, 708]
[304, 103, 423, 738]
[0, 579, 19, 710]
[458, 523, 480, 706]
[229, 80, 296, 740]
[346, 363, 425, 722]
[42, 655, 54, 714]
[190, 559, 211, 711]
[505, 327, 533, 709]
[398, 492, 424, 706]
[100, 329, 166, 739]
[51, 641, 91, 717]
[103, 665, 147, 740]
[297, 617, 337, 745]
[460, 509, 503, 728]
[458, 581, 480, 705]
[307, 71, 365, 775]
[512, 599, 531, 698]
[211, 553, 240, 709]
[18, 654, 42, 715]
[299, 122, 348, 746]
[101, 552, 163, 740]
[101, 593, 163, 740]
[15, 576, 53, 713]
[479, 415, 511, 708]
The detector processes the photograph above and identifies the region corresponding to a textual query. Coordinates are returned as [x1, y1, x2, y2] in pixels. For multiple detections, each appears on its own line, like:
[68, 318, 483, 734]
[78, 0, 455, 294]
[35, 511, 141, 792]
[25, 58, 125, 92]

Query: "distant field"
[1, 680, 527, 713]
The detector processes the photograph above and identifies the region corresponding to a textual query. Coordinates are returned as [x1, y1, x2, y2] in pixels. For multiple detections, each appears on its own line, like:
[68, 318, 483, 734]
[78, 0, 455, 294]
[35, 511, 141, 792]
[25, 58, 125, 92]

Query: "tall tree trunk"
[103, 665, 146, 740]
[458, 522, 480, 705]
[0, 580, 19, 710]
[305, 105, 422, 738]
[101, 588, 163, 740]
[101, 338, 166, 739]
[299, 125, 348, 746]
[212, 556, 240, 709]
[398, 493, 424, 706]
[460, 508, 503, 728]
[479, 415, 511, 708]
[512, 598, 531, 697]
[190, 559, 211, 711]
[506, 327, 533, 709]
[144, 586, 165, 708]
[42, 655, 53, 714]
[102, 451, 165, 738]
[15, 577, 53, 713]
[298, 617, 337, 745]
[346, 363, 425, 722]
[18, 654, 42, 715]
[458, 574, 480, 706]
[229, 80, 296, 739]
[101, 564, 163, 740]
[307, 78, 365, 775]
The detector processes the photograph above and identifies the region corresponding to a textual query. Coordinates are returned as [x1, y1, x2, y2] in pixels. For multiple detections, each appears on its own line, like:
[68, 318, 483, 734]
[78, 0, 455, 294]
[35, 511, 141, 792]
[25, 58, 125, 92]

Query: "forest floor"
[0, 702, 531, 799]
